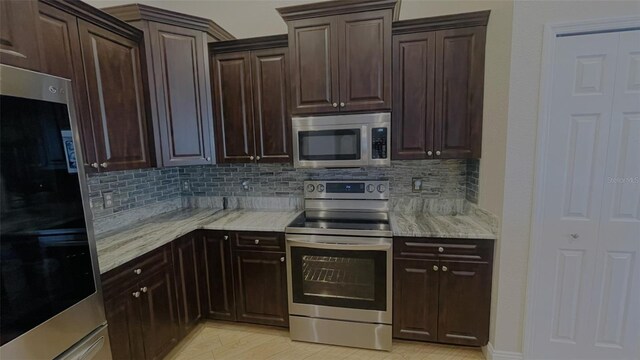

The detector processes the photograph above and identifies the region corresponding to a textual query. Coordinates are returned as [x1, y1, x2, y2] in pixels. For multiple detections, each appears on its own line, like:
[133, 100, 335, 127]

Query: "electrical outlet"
[182, 180, 191, 191]
[102, 191, 114, 208]
[412, 178, 423, 192]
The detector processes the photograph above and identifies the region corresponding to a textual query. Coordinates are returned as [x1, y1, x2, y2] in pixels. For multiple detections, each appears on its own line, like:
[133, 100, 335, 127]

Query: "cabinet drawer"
[102, 243, 173, 291]
[394, 237, 493, 262]
[231, 231, 284, 251]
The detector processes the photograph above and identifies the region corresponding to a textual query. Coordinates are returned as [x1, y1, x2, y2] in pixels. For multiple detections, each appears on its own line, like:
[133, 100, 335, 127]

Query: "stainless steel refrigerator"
[0, 64, 111, 359]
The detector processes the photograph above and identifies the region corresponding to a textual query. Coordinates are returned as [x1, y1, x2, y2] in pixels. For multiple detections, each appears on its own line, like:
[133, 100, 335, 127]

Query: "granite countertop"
[389, 212, 496, 240]
[96, 208, 302, 274]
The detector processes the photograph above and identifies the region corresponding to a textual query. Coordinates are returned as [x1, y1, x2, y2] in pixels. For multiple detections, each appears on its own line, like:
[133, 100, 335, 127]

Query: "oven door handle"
[286, 238, 391, 251]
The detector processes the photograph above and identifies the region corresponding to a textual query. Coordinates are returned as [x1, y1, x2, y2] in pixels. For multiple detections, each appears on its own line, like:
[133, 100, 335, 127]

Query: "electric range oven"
[285, 180, 392, 351]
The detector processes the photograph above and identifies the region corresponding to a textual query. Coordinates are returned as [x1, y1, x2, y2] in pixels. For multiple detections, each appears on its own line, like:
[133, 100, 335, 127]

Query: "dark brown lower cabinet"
[201, 231, 236, 321]
[232, 250, 289, 327]
[437, 260, 491, 346]
[393, 237, 493, 346]
[103, 282, 146, 360]
[393, 259, 439, 341]
[173, 233, 204, 337]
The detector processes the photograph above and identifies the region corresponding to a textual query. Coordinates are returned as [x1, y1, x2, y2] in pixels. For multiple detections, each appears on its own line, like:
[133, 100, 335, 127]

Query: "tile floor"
[166, 321, 486, 360]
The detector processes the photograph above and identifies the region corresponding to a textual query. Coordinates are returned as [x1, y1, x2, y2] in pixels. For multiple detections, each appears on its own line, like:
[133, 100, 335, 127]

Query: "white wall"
[497, 0, 640, 355]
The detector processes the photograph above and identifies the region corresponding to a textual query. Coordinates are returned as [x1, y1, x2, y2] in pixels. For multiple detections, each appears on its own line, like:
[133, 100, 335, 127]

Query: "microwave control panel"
[371, 127, 388, 159]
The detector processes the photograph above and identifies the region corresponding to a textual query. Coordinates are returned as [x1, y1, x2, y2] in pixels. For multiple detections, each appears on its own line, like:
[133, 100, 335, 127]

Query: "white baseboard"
[483, 342, 524, 360]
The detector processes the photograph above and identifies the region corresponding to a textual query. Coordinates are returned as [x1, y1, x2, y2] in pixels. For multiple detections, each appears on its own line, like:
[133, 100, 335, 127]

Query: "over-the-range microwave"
[292, 112, 390, 168]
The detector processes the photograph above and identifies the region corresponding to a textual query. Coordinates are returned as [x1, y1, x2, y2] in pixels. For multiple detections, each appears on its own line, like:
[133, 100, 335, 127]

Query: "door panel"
[77, 20, 152, 171]
[202, 232, 235, 321]
[0, 0, 40, 70]
[173, 233, 203, 337]
[393, 259, 438, 341]
[434, 27, 485, 159]
[36, 4, 99, 173]
[391, 32, 435, 159]
[437, 260, 491, 346]
[338, 10, 391, 111]
[150, 22, 212, 166]
[288, 16, 339, 114]
[103, 282, 145, 360]
[251, 47, 292, 163]
[139, 267, 179, 360]
[233, 250, 288, 327]
[588, 30, 640, 359]
[212, 52, 255, 163]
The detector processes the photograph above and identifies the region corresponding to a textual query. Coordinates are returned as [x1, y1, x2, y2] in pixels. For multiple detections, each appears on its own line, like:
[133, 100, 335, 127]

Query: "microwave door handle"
[361, 125, 369, 163]
[287, 239, 391, 252]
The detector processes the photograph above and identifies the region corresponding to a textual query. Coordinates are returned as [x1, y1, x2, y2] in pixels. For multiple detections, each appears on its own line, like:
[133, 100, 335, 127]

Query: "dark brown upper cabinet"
[0, 0, 41, 71]
[210, 35, 291, 164]
[102, 4, 234, 167]
[278, 0, 398, 115]
[392, 11, 489, 160]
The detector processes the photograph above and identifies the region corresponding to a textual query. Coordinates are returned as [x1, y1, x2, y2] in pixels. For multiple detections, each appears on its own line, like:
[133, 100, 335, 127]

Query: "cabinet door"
[251, 47, 292, 163]
[391, 32, 436, 160]
[172, 233, 203, 337]
[434, 27, 485, 159]
[338, 10, 391, 111]
[78, 19, 152, 171]
[0, 0, 40, 70]
[201, 232, 236, 321]
[233, 250, 288, 327]
[103, 282, 146, 360]
[139, 266, 180, 360]
[437, 260, 491, 346]
[288, 16, 339, 114]
[212, 51, 255, 163]
[393, 259, 439, 341]
[150, 22, 213, 166]
[36, 3, 100, 173]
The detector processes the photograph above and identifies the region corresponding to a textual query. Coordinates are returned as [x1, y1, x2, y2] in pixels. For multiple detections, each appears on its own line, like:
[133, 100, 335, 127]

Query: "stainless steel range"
[285, 180, 392, 351]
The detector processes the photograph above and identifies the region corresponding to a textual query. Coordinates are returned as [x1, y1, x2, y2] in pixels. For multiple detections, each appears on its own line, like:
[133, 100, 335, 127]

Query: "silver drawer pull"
[254, 239, 260, 245]
[438, 247, 444, 253]
[280, 257, 285, 263]
[140, 286, 148, 293]
[224, 235, 229, 240]
[133, 268, 142, 275]
[132, 291, 140, 298]
[442, 266, 448, 272]
[433, 265, 439, 271]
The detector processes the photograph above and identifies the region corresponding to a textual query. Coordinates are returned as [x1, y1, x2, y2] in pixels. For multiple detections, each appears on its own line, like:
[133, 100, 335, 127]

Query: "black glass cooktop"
[288, 212, 390, 232]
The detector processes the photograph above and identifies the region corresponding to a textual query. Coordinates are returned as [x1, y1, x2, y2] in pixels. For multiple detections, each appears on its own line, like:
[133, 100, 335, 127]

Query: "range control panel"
[304, 180, 389, 200]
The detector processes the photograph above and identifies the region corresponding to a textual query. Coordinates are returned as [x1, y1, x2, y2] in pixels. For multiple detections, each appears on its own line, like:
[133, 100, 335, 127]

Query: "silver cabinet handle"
[332, 102, 338, 108]
[433, 265, 439, 271]
[140, 286, 148, 293]
[100, 162, 108, 168]
[132, 291, 140, 298]
[224, 235, 229, 240]
[133, 268, 142, 275]
[438, 247, 444, 253]
[90, 163, 99, 169]
[280, 257, 285, 262]
[442, 266, 448, 272]
[435, 151, 441, 156]
[340, 102, 345, 107]
[249, 156, 254, 160]
[427, 151, 433, 156]
[254, 239, 260, 245]
[256, 156, 261, 161]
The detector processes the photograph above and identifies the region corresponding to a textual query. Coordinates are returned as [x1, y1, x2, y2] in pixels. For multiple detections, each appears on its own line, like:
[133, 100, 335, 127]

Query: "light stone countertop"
[389, 212, 496, 240]
[96, 208, 302, 274]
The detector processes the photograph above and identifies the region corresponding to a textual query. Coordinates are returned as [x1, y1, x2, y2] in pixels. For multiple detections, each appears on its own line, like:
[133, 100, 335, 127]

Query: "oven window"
[290, 247, 386, 310]
[298, 129, 361, 161]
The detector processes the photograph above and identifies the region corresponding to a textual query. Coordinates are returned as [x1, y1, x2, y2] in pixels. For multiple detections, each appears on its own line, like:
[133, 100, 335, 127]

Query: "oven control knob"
[306, 184, 315, 192]
[377, 184, 386, 193]
[366, 184, 375, 193]
[317, 184, 325, 192]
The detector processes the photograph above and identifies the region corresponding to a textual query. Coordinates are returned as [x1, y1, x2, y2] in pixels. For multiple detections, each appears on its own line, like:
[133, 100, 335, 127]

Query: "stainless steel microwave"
[292, 113, 391, 168]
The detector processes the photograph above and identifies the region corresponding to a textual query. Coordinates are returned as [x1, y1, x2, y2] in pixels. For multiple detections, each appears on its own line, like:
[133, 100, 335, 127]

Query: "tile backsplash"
[86, 159, 480, 222]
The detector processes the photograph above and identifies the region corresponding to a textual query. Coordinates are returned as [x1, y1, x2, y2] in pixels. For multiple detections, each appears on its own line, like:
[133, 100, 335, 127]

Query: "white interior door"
[530, 29, 640, 360]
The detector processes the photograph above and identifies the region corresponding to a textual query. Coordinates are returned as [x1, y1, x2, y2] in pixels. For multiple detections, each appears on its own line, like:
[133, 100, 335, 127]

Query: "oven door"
[293, 124, 369, 168]
[285, 234, 392, 324]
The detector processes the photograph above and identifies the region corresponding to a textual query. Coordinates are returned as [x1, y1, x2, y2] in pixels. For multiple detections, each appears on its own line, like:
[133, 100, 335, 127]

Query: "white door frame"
[523, 15, 640, 359]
